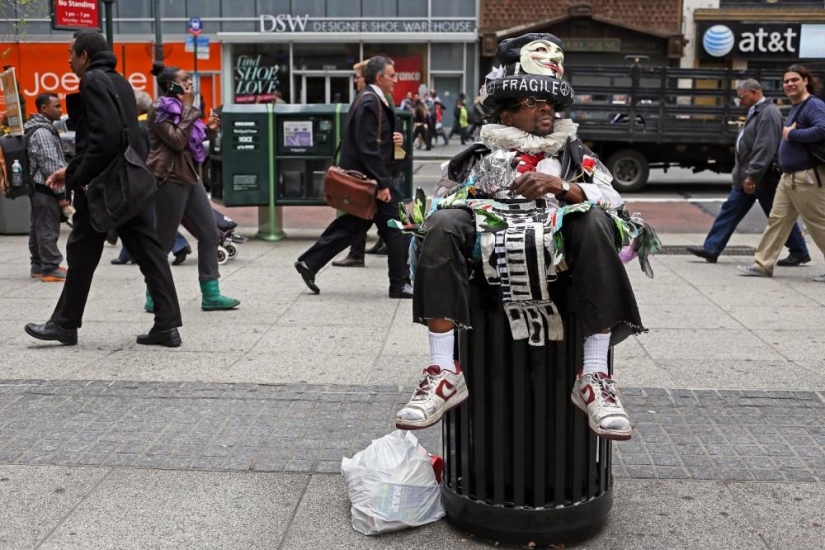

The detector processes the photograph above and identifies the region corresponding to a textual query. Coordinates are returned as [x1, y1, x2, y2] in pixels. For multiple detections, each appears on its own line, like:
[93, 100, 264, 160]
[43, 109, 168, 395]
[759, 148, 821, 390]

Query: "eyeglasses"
[514, 97, 551, 109]
[737, 92, 748, 99]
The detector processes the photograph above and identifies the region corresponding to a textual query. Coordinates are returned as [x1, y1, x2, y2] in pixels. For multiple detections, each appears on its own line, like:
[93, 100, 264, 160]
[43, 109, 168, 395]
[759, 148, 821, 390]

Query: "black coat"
[338, 88, 396, 190]
[65, 51, 143, 191]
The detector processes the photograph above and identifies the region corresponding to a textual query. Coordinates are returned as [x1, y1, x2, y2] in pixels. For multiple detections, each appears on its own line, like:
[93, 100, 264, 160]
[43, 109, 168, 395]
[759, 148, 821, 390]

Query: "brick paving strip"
[0, 380, 823, 482]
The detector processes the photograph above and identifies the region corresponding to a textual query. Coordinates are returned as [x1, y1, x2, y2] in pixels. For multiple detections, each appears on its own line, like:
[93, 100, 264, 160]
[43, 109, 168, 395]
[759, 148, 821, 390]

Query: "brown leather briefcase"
[323, 166, 378, 220]
[323, 91, 384, 220]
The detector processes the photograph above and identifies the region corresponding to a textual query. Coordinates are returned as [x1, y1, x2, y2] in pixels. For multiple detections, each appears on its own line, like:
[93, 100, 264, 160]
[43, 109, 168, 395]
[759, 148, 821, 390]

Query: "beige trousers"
[754, 165, 825, 274]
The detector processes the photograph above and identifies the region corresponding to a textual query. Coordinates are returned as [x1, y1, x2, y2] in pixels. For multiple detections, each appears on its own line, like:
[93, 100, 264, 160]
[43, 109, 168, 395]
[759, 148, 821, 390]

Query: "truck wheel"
[606, 150, 649, 192]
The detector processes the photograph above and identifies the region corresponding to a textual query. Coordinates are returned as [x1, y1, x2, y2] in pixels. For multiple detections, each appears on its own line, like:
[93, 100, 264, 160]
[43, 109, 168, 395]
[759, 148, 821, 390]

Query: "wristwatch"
[556, 181, 571, 201]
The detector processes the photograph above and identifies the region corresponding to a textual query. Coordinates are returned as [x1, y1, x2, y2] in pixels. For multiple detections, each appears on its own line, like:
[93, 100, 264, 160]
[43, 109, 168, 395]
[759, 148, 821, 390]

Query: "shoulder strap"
[789, 96, 812, 126]
[93, 71, 131, 149]
[331, 91, 383, 164]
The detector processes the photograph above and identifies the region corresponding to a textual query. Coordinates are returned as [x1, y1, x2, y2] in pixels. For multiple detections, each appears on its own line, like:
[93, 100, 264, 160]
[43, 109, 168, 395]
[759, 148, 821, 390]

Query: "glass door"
[432, 75, 463, 130]
[295, 73, 356, 104]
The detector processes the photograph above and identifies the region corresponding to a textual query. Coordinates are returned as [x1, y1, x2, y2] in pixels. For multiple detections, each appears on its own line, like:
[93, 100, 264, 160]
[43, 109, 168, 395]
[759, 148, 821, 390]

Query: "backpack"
[0, 126, 38, 199]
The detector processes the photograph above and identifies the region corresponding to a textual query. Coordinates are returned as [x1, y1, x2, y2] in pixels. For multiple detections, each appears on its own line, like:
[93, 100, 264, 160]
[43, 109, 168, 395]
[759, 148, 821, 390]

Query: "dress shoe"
[332, 256, 365, 267]
[136, 327, 182, 347]
[389, 283, 414, 299]
[294, 261, 320, 294]
[24, 321, 77, 346]
[777, 252, 811, 267]
[111, 257, 132, 265]
[172, 246, 191, 266]
[365, 240, 388, 255]
[685, 246, 718, 264]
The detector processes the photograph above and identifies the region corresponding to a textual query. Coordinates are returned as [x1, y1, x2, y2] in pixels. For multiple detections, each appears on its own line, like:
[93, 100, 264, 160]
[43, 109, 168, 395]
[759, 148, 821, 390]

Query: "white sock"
[582, 333, 610, 376]
[429, 330, 456, 373]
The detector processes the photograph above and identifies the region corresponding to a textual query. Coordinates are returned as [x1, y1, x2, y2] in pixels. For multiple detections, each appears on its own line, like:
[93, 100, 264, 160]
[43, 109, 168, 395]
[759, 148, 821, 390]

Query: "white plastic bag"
[341, 430, 445, 535]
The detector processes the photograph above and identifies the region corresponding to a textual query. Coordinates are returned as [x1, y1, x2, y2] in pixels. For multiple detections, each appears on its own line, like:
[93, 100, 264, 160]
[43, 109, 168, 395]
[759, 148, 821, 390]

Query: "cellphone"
[167, 81, 185, 95]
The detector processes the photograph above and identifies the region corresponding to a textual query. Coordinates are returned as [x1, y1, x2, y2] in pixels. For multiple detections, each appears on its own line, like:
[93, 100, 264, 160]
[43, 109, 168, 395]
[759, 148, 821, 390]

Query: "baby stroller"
[202, 208, 241, 265]
[214, 210, 246, 265]
[180, 209, 246, 265]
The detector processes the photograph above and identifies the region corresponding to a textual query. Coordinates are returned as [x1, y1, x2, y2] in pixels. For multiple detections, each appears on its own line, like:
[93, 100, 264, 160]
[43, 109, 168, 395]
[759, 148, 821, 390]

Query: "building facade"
[1, 0, 479, 119]
[478, 0, 685, 69]
[688, 0, 825, 75]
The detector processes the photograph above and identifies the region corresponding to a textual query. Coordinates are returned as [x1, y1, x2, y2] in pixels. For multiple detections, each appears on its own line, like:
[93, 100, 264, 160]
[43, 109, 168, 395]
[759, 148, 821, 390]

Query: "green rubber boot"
[200, 279, 240, 311]
[145, 287, 154, 313]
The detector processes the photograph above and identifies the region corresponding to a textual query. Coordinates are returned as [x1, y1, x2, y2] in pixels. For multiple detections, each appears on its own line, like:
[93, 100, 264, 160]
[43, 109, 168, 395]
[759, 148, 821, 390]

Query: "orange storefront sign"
[1, 41, 223, 117]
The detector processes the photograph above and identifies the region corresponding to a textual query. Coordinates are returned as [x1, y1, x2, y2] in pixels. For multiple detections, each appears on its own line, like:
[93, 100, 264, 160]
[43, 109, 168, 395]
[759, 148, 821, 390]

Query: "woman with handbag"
[144, 62, 239, 311]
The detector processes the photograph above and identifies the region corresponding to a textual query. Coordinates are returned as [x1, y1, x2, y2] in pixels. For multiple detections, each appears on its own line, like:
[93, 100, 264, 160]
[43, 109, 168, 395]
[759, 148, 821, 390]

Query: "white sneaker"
[814, 273, 825, 283]
[571, 373, 632, 441]
[396, 363, 469, 430]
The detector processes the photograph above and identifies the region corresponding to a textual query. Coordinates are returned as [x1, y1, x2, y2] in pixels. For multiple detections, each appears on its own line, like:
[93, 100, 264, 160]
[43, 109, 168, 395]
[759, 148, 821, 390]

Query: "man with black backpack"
[25, 93, 69, 282]
[24, 29, 182, 347]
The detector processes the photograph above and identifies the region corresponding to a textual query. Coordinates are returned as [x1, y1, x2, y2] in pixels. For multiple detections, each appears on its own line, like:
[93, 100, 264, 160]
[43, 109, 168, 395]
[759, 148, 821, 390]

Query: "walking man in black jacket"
[295, 56, 412, 298]
[25, 29, 182, 347]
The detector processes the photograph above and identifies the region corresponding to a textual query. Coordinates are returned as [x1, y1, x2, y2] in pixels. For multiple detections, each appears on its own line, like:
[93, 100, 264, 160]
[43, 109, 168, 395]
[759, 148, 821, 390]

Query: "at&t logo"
[703, 25, 735, 57]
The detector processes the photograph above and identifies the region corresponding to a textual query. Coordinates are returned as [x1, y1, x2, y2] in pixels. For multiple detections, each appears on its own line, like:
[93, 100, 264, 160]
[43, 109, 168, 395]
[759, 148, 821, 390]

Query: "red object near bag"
[429, 453, 444, 484]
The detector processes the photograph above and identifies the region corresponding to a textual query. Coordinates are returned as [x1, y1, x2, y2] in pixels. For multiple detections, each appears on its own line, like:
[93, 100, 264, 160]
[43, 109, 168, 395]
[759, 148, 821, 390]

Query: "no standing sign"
[51, 0, 102, 31]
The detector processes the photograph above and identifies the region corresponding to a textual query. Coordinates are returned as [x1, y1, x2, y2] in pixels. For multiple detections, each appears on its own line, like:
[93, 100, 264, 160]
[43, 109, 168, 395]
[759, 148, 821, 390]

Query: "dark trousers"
[703, 177, 809, 257]
[155, 181, 221, 282]
[29, 187, 64, 273]
[298, 186, 410, 290]
[413, 207, 643, 346]
[50, 191, 181, 330]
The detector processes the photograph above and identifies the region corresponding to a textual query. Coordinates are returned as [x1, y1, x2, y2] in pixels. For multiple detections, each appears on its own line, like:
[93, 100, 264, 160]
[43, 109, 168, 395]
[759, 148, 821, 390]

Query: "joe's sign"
[51, 0, 101, 31]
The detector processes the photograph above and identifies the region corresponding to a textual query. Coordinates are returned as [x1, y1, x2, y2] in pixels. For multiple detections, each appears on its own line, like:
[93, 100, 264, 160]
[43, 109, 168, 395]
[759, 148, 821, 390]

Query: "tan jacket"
[145, 102, 202, 185]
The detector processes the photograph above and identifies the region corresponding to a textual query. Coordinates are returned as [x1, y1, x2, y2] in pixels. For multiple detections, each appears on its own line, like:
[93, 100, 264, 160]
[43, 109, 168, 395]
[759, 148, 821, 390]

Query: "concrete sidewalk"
[0, 222, 823, 548]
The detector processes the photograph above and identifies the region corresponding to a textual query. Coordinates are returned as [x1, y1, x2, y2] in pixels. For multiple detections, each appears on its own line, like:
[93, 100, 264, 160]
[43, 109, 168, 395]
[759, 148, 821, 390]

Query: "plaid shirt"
[24, 115, 67, 185]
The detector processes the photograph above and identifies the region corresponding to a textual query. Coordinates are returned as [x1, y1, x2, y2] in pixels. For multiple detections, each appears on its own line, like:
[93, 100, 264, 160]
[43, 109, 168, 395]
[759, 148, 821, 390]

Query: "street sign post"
[187, 18, 203, 104]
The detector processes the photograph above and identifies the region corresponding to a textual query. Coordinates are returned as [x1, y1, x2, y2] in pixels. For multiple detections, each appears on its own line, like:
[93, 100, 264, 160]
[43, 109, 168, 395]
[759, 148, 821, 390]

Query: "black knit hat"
[481, 32, 575, 112]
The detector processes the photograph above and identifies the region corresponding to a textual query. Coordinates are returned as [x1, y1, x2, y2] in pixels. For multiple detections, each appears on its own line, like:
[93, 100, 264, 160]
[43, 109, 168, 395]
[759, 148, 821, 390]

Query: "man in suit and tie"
[294, 56, 412, 298]
[687, 78, 810, 266]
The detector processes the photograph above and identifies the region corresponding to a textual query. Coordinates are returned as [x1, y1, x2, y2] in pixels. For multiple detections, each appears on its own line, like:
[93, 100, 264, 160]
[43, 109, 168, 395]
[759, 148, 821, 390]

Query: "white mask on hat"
[519, 40, 565, 78]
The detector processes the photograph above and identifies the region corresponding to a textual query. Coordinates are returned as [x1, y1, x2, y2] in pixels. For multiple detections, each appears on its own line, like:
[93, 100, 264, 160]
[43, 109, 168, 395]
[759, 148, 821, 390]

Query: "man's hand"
[376, 187, 391, 203]
[510, 172, 563, 200]
[782, 122, 796, 141]
[45, 167, 66, 191]
[743, 175, 757, 195]
[392, 132, 403, 146]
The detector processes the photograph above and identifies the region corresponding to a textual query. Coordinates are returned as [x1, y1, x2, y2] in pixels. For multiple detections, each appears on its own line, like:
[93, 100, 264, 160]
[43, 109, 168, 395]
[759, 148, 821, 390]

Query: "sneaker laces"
[410, 366, 442, 401]
[592, 374, 620, 408]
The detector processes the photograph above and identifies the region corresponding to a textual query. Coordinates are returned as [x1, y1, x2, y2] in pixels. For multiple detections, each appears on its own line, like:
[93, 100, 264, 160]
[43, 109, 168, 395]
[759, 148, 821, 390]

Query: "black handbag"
[83, 79, 158, 233]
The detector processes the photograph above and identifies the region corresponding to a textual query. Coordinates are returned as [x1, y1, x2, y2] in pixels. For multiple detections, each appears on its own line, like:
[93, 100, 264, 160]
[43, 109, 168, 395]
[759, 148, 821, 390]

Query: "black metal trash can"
[442, 278, 613, 546]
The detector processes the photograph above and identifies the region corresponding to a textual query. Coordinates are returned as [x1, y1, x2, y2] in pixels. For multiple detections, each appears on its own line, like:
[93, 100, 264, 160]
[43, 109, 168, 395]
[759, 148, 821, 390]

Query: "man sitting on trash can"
[395, 33, 659, 441]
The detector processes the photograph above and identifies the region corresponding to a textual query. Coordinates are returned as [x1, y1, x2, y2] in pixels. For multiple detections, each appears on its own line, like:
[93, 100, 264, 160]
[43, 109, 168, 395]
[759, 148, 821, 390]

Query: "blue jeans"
[703, 183, 808, 257]
[118, 231, 189, 262]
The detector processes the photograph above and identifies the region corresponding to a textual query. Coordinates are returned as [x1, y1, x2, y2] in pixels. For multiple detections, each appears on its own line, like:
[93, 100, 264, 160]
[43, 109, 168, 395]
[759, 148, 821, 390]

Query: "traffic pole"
[153, 0, 163, 62]
[101, 0, 115, 50]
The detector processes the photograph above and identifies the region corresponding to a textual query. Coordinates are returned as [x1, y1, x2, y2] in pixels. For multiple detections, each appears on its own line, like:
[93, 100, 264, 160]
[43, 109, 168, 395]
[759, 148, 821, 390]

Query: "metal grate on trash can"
[442, 281, 613, 546]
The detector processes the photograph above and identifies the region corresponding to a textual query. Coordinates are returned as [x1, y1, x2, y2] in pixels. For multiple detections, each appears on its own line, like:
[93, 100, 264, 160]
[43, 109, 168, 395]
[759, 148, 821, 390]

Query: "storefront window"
[431, 0, 476, 17]
[328, 2, 361, 17]
[232, 44, 290, 104]
[363, 43, 428, 105]
[362, 0, 398, 17]
[431, 43, 464, 71]
[398, 0, 428, 17]
[292, 43, 361, 72]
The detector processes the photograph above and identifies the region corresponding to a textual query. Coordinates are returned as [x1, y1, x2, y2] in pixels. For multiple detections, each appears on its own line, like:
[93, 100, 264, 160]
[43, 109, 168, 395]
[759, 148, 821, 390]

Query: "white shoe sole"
[571, 389, 633, 441]
[396, 385, 469, 430]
